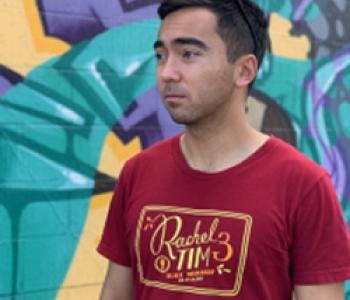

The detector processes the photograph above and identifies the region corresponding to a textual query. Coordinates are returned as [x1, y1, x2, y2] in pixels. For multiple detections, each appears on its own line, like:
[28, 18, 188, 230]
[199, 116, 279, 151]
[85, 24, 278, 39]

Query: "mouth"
[164, 95, 186, 106]
[164, 94, 186, 100]
[165, 93, 185, 97]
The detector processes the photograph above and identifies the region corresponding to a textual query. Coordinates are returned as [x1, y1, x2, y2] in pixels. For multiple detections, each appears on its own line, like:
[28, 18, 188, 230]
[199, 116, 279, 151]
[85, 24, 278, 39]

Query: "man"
[98, 0, 350, 299]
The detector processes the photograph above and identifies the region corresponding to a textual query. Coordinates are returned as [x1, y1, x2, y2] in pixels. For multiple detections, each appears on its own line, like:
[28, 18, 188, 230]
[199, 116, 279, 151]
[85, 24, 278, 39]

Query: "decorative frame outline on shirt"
[135, 205, 253, 297]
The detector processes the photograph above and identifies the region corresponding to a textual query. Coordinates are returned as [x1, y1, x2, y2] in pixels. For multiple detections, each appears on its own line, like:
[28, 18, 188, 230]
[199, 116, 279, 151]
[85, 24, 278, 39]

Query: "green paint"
[323, 109, 340, 145]
[1, 4, 350, 299]
[303, 2, 322, 21]
[339, 103, 350, 138]
[344, 69, 350, 89]
[315, 59, 336, 91]
[327, 77, 339, 100]
[254, 0, 292, 18]
[0, 19, 158, 299]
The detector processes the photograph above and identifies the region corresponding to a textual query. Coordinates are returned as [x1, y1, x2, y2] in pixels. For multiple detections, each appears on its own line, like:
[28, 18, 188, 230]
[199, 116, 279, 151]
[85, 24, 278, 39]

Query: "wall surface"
[0, 0, 349, 299]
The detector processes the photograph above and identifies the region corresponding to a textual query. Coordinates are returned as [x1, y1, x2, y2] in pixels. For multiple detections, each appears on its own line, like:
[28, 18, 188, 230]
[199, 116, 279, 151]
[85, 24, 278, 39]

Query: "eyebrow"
[153, 37, 209, 51]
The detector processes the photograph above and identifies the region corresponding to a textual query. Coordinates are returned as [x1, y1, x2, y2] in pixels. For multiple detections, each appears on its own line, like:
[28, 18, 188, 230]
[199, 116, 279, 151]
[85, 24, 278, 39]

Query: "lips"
[162, 86, 187, 102]
[165, 94, 185, 98]
[164, 95, 186, 106]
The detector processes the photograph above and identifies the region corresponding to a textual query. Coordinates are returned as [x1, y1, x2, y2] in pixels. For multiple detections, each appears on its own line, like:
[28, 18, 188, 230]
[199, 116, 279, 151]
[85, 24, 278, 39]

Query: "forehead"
[158, 7, 219, 44]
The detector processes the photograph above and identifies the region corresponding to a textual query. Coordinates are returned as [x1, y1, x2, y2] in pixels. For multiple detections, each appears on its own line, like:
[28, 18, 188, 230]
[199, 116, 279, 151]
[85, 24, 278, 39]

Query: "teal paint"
[0, 0, 349, 298]
[0, 20, 158, 299]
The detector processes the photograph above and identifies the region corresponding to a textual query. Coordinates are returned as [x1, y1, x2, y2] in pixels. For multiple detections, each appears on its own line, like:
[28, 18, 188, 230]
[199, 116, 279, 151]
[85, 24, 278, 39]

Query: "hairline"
[158, 5, 251, 64]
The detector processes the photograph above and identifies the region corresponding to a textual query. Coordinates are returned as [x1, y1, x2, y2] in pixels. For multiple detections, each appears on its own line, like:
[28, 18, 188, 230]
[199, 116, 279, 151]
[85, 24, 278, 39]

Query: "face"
[155, 7, 236, 126]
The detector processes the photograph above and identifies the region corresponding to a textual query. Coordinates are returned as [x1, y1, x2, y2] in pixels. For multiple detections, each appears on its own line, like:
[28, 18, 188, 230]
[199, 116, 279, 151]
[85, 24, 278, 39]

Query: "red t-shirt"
[98, 135, 350, 299]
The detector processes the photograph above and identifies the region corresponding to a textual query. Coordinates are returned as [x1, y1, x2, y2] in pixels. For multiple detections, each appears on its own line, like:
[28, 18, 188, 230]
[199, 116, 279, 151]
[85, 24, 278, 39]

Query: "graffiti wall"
[0, 0, 349, 299]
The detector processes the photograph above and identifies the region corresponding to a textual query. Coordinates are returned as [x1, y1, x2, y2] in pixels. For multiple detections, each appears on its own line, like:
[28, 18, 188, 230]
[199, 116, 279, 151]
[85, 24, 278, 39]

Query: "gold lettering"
[150, 215, 182, 260]
[194, 246, 211, 268]
[187, 247, 194, 270]
[208, 218, 219, 243]
[172, 218, 220, 249]
[149, 215, 221, 269]
[186, 268, 215, 277]
[173, 236, 185, 249]
[200, 232, 208, 243]
[166, 272, 183, 279]
[212, 232, 234, 262]
[177, 248, 188, 271]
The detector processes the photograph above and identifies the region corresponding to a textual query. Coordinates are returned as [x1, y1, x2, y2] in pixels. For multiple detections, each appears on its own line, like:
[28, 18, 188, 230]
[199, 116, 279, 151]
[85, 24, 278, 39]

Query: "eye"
[155, 51, 166, 63]
[182, 49, 200, 60]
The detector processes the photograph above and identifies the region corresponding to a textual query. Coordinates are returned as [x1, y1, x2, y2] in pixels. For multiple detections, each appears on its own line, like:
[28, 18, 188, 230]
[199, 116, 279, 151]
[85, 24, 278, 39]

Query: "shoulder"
[263, 137, 332, 202]
[121, 134, 179, 177]
[268, 136, 328, 180]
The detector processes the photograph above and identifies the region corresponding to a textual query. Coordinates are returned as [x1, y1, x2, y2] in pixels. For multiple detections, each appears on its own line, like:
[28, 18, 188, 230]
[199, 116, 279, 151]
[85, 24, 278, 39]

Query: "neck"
[180, 94, 269, 173]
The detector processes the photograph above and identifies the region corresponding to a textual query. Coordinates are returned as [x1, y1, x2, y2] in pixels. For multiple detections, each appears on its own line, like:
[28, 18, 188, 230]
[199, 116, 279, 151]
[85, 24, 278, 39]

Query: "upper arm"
[99, 261, 133, 300]
[294, 283, 344, 300]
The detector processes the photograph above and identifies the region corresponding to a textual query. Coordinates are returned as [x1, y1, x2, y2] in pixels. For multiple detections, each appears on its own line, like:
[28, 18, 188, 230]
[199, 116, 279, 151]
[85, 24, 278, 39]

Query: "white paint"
[125, 61, 141, 77]
[67, 171, 88, 186]
[56, 103, 82, 123]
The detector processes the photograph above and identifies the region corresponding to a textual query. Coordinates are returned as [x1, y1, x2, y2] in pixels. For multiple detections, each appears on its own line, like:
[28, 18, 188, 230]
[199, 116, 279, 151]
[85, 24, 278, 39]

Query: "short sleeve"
[97, 166, 131, 266]
[291, 173, 350, 284]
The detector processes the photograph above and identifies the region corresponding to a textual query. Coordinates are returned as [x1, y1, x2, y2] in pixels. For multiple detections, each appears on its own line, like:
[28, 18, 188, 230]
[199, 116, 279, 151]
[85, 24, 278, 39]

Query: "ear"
[234, 54, 258, 87]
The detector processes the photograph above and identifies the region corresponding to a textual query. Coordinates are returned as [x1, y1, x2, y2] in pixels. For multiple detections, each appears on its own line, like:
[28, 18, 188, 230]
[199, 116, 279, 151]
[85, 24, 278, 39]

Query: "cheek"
[211, 66, 234, 89]
[156, 70, 164, 89]
[195, 72, 234, 105]
[156, 67, 161, 80]
[199, 67, 233, 90]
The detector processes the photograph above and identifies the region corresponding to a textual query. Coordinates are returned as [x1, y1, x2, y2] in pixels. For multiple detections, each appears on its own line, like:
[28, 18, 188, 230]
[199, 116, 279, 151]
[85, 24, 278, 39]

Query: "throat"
[180, 131, 269, 173]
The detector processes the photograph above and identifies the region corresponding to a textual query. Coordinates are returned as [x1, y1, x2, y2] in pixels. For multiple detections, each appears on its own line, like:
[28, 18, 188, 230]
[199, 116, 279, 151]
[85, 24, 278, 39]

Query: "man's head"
[158, 0, 268, 69]
[154, 1, 268, 126]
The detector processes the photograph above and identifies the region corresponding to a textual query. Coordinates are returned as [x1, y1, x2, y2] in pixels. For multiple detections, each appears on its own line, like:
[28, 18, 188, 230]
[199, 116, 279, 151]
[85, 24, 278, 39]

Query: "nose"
[158, 57, 181, 82]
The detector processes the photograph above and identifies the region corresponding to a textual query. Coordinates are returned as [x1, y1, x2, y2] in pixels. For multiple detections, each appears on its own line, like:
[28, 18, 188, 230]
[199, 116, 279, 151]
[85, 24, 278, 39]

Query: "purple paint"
[114, 87, 183, 148]
[36, 0, 160, 44]
[0, 77, 13, 96]
[323, 144, 347, 196]
[292, 0, 313, 22]
[306, 46, 350, 198]
[0, 66, 23, 96]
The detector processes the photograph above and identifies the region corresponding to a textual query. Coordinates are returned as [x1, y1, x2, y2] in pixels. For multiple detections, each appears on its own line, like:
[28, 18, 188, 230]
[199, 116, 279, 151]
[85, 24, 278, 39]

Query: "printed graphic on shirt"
[135, 206, 253, 297]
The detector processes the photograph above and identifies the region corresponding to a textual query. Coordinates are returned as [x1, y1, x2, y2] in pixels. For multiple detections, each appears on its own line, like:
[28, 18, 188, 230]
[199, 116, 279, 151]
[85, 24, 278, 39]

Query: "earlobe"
[235, 55, 258, 87]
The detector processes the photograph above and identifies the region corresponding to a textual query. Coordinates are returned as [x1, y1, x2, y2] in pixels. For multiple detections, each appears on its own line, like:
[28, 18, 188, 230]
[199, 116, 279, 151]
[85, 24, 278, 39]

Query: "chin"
[169, 114, 189, 124]
[170, 115, 198, 126]
[167, 108, 201, 125]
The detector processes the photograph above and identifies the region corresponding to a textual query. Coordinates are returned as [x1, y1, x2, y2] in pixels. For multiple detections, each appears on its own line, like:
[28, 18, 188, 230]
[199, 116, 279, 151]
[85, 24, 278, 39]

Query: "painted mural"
[0, 0, 349, 299]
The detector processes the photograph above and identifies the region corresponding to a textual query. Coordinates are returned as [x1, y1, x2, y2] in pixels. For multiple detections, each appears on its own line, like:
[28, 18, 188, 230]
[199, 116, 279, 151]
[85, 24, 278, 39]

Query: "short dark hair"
[158, 0, 269, 68]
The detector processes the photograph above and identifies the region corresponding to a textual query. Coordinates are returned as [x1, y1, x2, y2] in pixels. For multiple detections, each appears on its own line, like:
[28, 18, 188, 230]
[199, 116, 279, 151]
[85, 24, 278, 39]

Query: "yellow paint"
[23, 0, 70, 54]
[0, 0, 69, 76]
[90, 192, 114, 211]
[97, 131, 142, 180]
[0, 3, 311, 299]
[56, 192, 112, 300]
[269, 13, 311, 60]
[57, 285, 104, 300]
[57, 134, 141, 300]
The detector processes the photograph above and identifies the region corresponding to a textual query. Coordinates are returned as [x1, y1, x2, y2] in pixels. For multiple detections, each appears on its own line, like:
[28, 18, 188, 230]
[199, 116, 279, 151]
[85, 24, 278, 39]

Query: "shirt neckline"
[171, 134, 280, 180]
